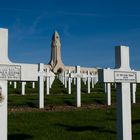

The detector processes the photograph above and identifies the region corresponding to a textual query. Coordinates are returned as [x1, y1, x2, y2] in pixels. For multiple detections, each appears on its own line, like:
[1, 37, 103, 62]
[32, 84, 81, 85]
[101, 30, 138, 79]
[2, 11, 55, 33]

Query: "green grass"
[8, 107, 140, 140]
[8, 80, 140, 140]
[8, 93, 107, 108]
[8, 108, 116, 140]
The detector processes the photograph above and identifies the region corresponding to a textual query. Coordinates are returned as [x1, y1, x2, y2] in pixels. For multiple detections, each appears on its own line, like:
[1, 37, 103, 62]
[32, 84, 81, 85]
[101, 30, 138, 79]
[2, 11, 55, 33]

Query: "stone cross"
[70, 66, 82, 107]
[0, 29, 11, 140]
[105, 68, 112, 106]
[82, 73, 87, 85]
[0, 28, 47, 140]
[131, 83, 136, 104]
[9, 81, 12, 85]
[21, 82, 26, 95]
[64, 71, 68, 88]
[58, 72, 64, 84]
[91, 73, 95, 88]
[106, 82, 111, 106]
[14, 81, 17, 89]
[38, 63, 45, 109]
[91, 73, 98, 88]
[98, 46, 140, 140]
[87, 71, 91, 93]
[45, 67, 51, 95]
[32, 82, 35, 88]
[61, 72, 65, 85]
[0, 81, 7, 140]
[49, 72, 55, 88]
[68, 70, 72, 94]
[82, 71, 91, 93]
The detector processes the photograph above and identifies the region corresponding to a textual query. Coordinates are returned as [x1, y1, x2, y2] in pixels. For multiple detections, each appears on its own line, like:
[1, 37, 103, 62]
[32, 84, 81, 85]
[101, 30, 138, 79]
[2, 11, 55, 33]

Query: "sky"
[0, 0, 140, 69]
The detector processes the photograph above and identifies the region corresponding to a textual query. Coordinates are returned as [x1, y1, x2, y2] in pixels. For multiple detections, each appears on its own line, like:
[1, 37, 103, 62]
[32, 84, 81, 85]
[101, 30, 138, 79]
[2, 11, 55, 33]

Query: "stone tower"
[49, 31, 65, 73]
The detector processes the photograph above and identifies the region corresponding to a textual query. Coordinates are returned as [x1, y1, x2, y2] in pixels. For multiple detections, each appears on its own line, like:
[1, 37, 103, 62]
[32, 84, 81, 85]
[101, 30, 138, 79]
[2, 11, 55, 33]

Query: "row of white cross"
[58, 70, 98, 94]
[9, 68, 98, 108]
[104, 82, 137, 106]
[58, 68, 98, 107]
[0, 28, 139, 140]
[10, 72, 137, 108]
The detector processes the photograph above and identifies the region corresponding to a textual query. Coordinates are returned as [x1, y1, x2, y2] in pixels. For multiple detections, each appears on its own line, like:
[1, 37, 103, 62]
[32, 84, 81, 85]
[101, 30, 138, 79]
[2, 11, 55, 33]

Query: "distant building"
[47, 31, 97, 74]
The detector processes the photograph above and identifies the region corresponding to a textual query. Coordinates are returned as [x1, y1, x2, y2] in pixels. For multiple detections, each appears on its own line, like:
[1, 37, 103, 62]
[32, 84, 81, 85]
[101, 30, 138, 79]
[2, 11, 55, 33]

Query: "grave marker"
[87, 71, 91, 93]
[21, 82, 26, 95]
[38, 63, 45, 109]
[106, 83, 111, 106]
[98, 46, 140, 140]
[0, 28, 47, 140]
[32, 82, 35, 88]
[14, 81, 17, 89]
[70, 66, 82, 107]
[68, 70, 72, 94]
[131, 83, 136, 104]
[46, 68, 51, 95]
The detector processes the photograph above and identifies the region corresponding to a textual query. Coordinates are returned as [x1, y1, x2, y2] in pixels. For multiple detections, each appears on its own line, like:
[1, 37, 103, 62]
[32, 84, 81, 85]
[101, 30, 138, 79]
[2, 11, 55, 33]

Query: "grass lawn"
[8, 80, 140, 140]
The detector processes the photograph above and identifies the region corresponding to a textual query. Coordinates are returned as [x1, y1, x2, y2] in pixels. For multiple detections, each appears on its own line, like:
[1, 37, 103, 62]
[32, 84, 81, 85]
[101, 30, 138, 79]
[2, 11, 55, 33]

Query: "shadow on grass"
[56, 124, 116, 134]
[27, 102, 37, 108]
[133, 119, 140, 124]
[56, 124, 100, 132]
[95, 99, 104, 105]
[64, 100, 75, 106]
[8, 133, 33, 140]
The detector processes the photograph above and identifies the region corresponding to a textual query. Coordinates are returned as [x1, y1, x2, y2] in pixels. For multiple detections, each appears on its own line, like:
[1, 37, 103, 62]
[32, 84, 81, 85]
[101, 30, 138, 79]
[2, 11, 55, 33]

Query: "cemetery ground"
[8, 79, 140, 140]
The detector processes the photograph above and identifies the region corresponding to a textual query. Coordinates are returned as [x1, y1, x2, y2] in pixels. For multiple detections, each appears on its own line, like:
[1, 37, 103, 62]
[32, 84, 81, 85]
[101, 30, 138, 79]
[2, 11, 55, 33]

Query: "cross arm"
[98, 69, 114, 83]
[98, 68, 138, 83]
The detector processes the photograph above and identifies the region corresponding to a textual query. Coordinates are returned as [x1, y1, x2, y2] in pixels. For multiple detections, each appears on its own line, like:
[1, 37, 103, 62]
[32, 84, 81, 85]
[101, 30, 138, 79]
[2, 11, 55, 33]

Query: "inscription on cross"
[98, 46, 140, 140]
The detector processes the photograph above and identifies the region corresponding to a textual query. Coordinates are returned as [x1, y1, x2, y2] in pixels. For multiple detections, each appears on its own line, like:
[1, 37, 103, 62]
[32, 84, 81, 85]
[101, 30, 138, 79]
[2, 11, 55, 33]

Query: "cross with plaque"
[98, 46, 140, 140]
[0, 28, 50, 140]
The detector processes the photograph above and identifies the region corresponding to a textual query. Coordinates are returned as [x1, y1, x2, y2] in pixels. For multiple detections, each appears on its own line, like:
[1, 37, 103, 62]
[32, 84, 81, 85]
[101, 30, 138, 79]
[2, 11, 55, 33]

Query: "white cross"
[131, 83, 136, 104]
[82, 71, 91, 93]
[68, 70, 72, 94]
[32, 82, 35, 88]
[98, 46, 140, 140]
[70, 66, 83, 107]
[21, 82, 26, 95]
[45, 68, 51, 95]
[105, 68, 112, 106]
[64, 71, 68, 88]
[14, 81, 17, 89]
[38, 63, 45, 109]
[0, 28, 50, 140]
[106, 82, 111, 106]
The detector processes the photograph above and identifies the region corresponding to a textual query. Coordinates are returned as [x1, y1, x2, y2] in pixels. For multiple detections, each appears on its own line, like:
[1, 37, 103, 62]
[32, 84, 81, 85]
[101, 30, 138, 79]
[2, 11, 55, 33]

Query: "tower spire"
[49, 31, 65, 73]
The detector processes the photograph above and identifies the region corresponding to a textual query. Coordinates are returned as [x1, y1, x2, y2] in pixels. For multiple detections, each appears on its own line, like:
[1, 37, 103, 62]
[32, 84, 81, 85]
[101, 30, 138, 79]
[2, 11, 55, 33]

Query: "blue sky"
[0, 0, 140, 69]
